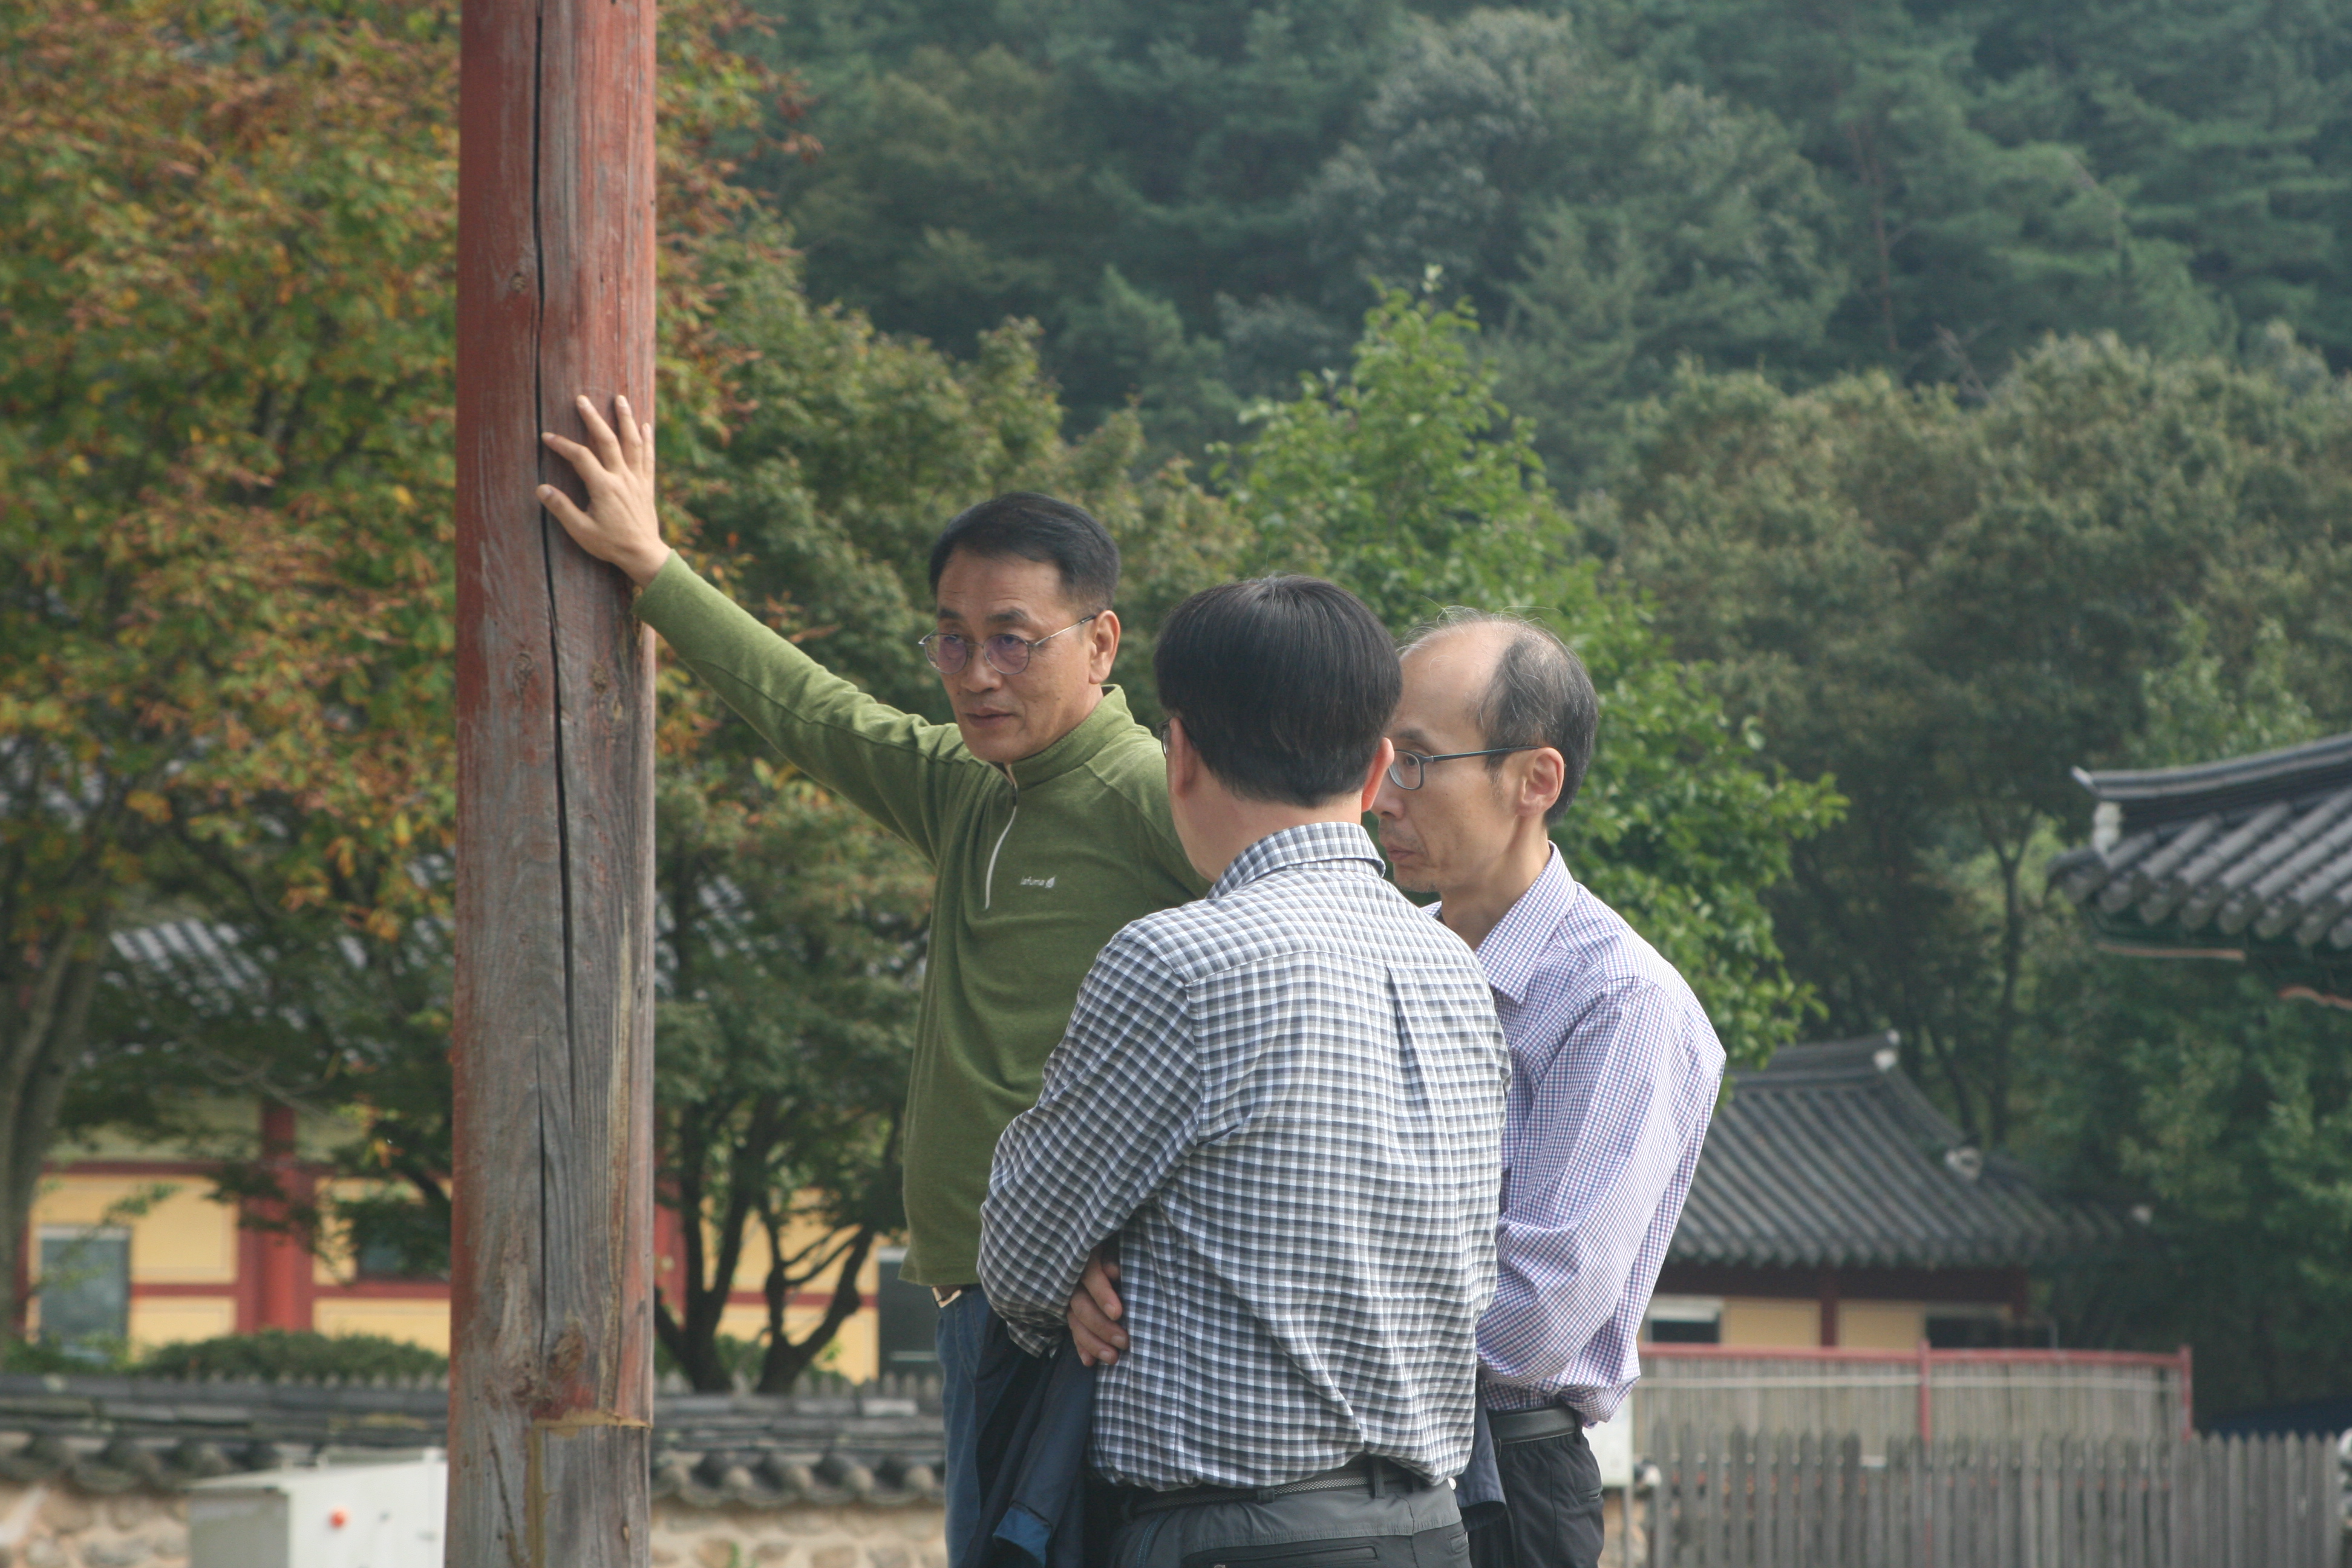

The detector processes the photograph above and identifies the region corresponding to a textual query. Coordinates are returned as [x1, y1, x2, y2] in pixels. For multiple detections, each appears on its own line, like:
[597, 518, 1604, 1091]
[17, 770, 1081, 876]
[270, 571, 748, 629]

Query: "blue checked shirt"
[1446, 848, 1723, 1422]
[979, 822, 1511, 1491]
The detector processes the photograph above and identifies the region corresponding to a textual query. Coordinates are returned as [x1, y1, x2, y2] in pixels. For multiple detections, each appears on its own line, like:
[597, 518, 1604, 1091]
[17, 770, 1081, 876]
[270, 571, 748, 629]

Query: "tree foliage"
[2021, 616, 2350, 1416]
[137, 1328, 448, 1383]
[737, 0, 2352, 465]
[1304, 11, 1847, 475]
[1227, 287, 1844, 1062]
[1630, 0, 2351, 369]
[1596, 335, 2352, 1149]
[1, 0, 468, 1325]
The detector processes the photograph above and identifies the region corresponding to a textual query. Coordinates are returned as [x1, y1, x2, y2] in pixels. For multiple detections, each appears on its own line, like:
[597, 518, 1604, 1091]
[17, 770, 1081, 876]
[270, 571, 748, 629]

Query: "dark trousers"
[937, 1289, 992, 1567]
[1105, 1463, 1468, 1568]
[1466, 1419, 1603, 1568]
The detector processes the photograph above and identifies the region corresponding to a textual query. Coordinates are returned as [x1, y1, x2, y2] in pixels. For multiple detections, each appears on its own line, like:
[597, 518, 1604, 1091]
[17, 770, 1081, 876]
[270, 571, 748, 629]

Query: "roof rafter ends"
[2054, 731, 2352, 995]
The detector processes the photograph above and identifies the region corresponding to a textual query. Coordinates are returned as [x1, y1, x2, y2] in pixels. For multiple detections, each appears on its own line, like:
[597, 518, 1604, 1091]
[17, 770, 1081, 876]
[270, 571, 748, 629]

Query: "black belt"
[1128, 1455, 1436, 1516]
[1486, 1406, 1582, 1444]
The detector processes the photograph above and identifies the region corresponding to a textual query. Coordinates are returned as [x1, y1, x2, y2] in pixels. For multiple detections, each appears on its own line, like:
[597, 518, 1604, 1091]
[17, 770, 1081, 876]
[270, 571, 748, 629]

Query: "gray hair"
[1399, 609, 1598, 824]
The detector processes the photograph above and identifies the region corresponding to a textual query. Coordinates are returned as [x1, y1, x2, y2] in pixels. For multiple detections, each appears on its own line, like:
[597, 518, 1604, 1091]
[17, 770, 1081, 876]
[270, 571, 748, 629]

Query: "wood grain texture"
[452, 0, 657, 1558]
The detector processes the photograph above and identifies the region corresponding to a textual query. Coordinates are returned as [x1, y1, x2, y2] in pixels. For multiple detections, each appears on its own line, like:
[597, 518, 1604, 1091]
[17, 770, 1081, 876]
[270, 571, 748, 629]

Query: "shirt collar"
[1210, 821, 1386, 900]
[1460, 846, 1573, 1005]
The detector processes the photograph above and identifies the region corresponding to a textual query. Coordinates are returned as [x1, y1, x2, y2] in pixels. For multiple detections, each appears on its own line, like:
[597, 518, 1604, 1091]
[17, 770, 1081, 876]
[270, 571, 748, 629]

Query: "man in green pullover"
[537, 394, 1204, 1550]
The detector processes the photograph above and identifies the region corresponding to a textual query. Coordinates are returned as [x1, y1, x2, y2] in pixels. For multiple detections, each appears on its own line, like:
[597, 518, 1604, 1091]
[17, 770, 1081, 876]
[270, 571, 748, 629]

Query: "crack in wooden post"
[452, 0, 658, 1558]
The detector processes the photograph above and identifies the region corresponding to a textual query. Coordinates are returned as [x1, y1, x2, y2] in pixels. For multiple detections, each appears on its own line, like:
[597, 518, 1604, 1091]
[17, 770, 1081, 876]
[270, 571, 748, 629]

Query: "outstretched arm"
[538, 393, 671, 587]
[534, 391, 964, 860]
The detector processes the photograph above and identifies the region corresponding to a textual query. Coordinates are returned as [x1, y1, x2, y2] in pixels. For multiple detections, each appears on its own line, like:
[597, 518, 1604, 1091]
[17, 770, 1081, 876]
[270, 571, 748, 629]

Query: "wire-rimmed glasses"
[918, 614, 1099, 677]
[1385, 746, 1543, 790]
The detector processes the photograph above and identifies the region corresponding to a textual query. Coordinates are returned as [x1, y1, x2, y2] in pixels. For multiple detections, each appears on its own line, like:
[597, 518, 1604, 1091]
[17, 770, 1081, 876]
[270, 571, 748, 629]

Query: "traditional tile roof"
[1670, 1036, 2117, 1270]
[0, 1373, 944, 1508]
[107, 920, 270, 1013]
[2049, 732, 2352, 996]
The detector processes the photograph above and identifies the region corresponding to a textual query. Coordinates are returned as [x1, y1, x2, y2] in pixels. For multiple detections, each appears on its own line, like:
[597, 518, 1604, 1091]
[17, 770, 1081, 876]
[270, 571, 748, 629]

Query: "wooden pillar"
[1815, 1267, 1839, 1348]
[450, 0, 658, 1554]
[241, 1103, 315, 1333]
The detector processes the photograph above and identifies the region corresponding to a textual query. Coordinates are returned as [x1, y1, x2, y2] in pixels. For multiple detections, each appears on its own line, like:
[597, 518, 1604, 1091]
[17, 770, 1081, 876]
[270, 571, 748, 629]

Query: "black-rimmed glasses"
[918, 614, 1099, 677]
[1385, 746, 1542, 790]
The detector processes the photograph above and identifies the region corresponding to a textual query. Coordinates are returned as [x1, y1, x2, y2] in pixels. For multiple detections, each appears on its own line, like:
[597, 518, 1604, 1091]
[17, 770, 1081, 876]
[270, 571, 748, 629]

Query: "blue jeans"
[937, 1287, 994, 1568]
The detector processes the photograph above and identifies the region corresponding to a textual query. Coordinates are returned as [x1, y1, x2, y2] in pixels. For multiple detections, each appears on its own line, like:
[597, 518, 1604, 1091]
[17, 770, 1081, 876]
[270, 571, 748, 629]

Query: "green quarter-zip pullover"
[635, 555, 1206, 1285]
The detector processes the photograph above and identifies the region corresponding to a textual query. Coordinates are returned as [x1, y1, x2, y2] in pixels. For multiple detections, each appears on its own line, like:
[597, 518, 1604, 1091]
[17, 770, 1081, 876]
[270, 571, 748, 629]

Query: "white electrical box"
[189, 1455, 446, 1568]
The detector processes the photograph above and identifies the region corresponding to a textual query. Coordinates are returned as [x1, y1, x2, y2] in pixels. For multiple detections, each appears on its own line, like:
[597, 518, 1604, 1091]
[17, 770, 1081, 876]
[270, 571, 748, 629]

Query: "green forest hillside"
[739, 0, 2351, 474]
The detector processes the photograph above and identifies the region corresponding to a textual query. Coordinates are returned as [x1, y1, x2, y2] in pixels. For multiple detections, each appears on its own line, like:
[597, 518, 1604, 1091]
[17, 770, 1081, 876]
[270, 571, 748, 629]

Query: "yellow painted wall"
[1720, 1298, 1820, 1347]
[314, 1298, 451, 1353]
[31, 1145, 898, 1367]
[130, 1297, 237, 1347]
[31, 1175, 237, 1285]
[713, 1303, 880, 1383]
[1838, 1301, 1929, 1350]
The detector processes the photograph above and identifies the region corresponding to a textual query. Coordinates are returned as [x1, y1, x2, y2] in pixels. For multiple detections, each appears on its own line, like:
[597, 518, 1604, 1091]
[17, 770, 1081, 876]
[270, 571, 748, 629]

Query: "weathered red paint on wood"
[451, 0, 658, 1556]
[240, 1102, 315, 1333]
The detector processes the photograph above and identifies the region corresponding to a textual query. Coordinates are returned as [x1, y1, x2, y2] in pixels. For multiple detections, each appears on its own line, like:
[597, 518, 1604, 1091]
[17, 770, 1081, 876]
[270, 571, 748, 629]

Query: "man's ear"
[1523, 747, 1567, 819]
[1163, 714, 1195, 797]
[1357, 737, 1397, 813]
[1086, 609, 1121, 684]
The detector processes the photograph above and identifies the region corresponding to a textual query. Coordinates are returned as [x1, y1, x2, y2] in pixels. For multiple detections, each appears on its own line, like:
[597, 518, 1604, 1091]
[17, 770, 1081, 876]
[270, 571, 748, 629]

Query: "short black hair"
[1155, 577, 1400, 806]
[927, 493, 1119, 613]
[1402, 610, 1599, 824]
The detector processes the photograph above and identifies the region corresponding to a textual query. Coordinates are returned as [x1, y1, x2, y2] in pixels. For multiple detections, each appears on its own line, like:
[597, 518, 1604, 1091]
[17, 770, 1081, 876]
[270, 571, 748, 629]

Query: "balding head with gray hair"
[1399, 609, 1598, 823]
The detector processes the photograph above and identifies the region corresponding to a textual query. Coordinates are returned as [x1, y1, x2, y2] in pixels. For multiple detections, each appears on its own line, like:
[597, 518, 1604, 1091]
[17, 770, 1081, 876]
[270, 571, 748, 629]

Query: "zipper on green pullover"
[982, 764, 1018, 910]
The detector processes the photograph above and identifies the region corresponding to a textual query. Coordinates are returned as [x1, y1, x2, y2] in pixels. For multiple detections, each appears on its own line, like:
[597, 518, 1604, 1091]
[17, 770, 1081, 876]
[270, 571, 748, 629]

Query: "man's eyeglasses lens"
[919, 615, 1097, 677]
[922, 634, 995, 675]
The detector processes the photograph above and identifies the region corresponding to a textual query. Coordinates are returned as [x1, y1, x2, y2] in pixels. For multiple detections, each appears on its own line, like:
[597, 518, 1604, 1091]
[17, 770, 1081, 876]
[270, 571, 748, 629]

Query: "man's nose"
[953, 656, 1004, 694]
[1368, 779, 1406, 819]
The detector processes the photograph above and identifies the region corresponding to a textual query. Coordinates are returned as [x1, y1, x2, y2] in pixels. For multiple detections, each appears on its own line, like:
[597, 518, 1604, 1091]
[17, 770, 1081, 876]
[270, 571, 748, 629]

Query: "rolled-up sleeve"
[979, 930, 1200, 1354]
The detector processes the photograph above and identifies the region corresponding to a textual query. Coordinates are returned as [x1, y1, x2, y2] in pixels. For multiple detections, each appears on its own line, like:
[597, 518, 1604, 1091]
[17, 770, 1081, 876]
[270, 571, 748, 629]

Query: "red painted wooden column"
[449, 0, 658, 1554]
[241, 1103, 316, 1333]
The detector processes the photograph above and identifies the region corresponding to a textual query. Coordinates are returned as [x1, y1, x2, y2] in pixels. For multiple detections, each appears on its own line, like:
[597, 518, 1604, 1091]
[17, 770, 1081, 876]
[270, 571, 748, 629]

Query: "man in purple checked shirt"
[1068, 607, 1723, 1568]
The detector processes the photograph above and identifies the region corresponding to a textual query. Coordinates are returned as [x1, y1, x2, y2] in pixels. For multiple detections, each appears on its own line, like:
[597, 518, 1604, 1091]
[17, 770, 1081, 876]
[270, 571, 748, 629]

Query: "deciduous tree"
[1, 0, 465, 1325]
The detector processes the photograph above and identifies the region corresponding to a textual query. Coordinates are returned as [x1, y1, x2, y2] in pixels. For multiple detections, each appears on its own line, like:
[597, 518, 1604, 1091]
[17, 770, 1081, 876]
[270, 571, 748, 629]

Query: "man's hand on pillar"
[539, 393, 672, 587]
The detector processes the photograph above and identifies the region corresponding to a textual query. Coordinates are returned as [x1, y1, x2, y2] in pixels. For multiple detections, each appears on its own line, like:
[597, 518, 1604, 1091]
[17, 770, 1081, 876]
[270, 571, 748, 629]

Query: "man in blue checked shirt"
[1069, 606, 1724, 1568]
[981, 577, 1511, 1568]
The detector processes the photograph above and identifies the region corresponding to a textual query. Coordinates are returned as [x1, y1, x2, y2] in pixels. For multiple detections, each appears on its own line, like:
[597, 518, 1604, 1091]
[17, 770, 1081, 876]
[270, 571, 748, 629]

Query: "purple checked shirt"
[1440, 848, 1724, 1422]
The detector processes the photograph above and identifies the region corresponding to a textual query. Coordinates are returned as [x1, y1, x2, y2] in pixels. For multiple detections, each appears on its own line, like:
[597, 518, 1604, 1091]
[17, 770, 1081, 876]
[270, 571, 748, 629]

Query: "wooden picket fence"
[1645, 1428, 2343, 1568]
[1633, 1348, 2194, 1456]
